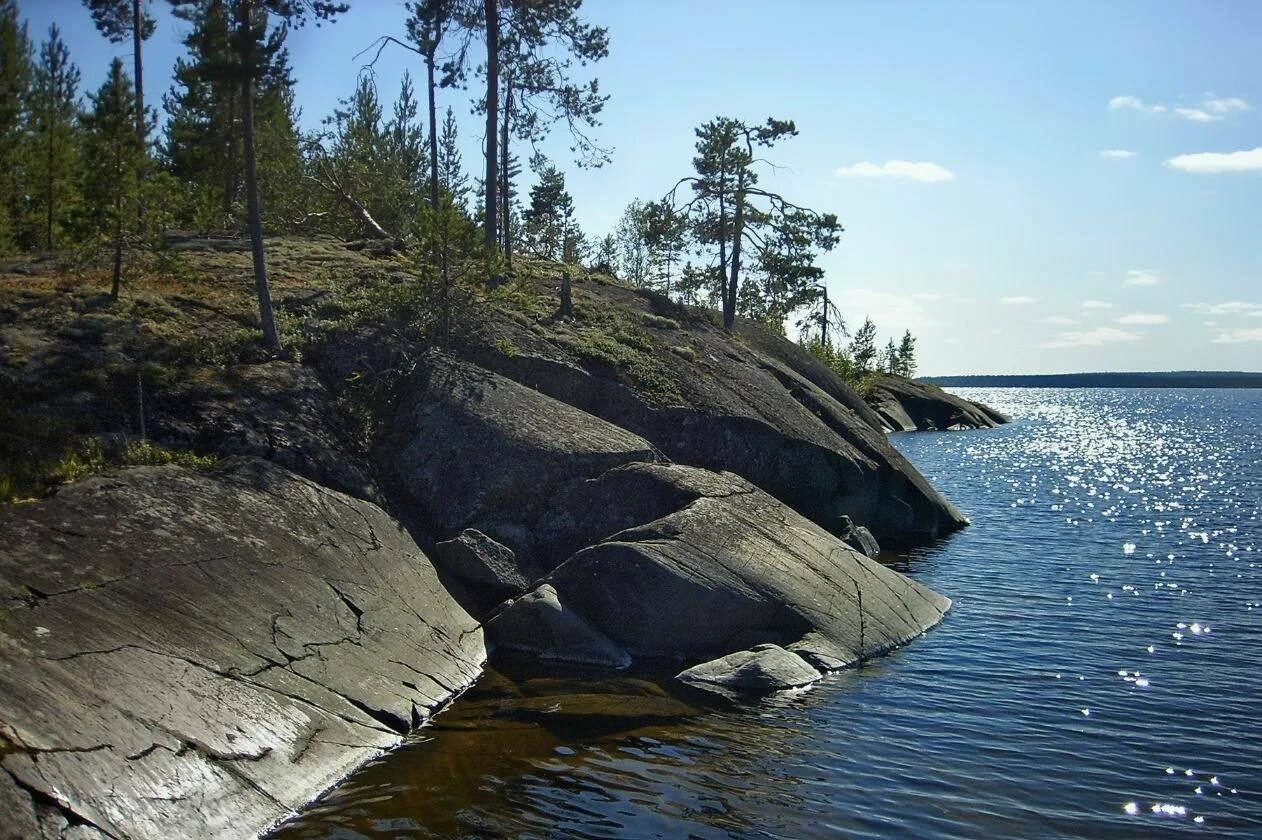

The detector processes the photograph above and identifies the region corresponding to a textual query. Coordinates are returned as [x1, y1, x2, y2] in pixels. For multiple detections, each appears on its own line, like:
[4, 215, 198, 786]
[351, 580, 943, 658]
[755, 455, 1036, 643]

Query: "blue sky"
[21, 0, 1262, 374]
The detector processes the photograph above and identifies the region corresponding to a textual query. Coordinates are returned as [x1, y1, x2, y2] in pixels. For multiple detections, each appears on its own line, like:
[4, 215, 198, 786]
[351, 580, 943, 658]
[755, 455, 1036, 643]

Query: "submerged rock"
[677, 644, 823, 694]
[485, 584, 632, 669]
[0, 458, 485, 840]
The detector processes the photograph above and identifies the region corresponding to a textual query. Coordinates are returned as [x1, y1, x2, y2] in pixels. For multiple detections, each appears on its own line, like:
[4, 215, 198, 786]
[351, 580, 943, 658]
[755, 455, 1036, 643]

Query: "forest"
[0, 0, 917, 383]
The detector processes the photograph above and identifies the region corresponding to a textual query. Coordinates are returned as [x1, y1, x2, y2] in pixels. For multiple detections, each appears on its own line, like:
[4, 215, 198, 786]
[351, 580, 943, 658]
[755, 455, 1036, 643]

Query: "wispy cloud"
[1041, 327, 1141, 348]
[1001, 295, 1037, 304]
[910, 292, 945, 301]
[1116, 312, 1170, 325]
[1175, 107, 1219, 123]
[1205, 96, 1251, 114]
[1040, 315, 1078, 325]
[1212, 327, 1262, 344]
[1183, 301, 1262, 317]
[1166, 147, 1262, 174]
[835, 160, 956, 182]
[1082, 300, 1114, 310]
[1100, 149, 1137, 160]
[1109, 95, 1165, 114]
[1124, 269, 1160, 287]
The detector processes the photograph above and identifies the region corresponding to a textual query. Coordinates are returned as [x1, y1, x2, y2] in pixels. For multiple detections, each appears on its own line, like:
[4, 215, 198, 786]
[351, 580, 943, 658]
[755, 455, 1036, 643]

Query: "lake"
[275, 388, 1262, 838]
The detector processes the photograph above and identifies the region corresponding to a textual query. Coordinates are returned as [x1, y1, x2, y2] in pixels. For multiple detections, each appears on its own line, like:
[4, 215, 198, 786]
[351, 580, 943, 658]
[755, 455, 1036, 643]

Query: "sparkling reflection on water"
[276, 388, 1262, 838]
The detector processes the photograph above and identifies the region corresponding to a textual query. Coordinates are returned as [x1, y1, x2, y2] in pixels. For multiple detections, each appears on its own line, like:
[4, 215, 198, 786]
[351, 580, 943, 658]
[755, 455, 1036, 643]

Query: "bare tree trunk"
[725, 171, 745, 330]
[45, 122, 53, 250]
[821, 284, 829, 349]
[238, 0, 280, 350]
[111, 179, 123, 299]
[501, 73, 512, 271]
[483, 0, 498, 254]
[559, 270, 573, 317]
[424, 38, 439, 211]
[132, 0, 146, 225]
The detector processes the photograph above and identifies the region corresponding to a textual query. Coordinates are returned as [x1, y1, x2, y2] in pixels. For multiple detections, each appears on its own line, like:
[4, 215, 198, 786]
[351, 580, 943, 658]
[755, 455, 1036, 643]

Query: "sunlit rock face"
[0, 458, 484, 840]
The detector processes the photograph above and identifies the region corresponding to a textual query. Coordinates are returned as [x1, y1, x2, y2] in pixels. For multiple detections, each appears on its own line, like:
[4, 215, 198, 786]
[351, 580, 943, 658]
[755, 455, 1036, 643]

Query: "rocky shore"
[0, 238, 1000, 838]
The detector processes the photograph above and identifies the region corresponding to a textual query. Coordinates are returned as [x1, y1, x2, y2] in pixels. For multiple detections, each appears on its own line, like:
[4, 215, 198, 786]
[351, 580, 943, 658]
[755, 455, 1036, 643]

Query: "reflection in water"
[275, 388, 1262, 839]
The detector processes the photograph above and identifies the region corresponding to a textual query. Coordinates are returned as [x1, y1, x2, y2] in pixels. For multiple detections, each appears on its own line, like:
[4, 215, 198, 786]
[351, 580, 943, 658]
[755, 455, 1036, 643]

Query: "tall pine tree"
[28, 25, 80, 251]
[81, 58, 142, 298]
[0, 0, 32, 253]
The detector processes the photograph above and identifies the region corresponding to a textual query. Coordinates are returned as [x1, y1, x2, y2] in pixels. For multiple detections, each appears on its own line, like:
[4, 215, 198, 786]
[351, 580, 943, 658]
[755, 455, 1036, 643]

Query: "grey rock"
[865, 374, 1009, 432]
[0, 457, 484, 840]
[677, 644, 823, 694]
[837, 515, 881, 559]
[433, 529, 542, 615]
[485, 584, 632, 669]
[377, 353, 660, 538]
[540, 463, 950, 665]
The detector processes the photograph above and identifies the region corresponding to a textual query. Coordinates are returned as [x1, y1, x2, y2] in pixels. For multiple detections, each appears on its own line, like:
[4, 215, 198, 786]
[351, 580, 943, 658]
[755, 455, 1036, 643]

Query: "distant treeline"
[922, 372, 1262, 389]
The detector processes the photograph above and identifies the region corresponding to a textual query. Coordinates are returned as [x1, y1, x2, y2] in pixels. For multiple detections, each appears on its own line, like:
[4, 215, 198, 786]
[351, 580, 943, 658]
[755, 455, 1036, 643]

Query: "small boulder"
[486, 584, 632, 669]
[433, 528, 540, 611]
[837, 515, 881, 558]
[676, 644, 823, 695]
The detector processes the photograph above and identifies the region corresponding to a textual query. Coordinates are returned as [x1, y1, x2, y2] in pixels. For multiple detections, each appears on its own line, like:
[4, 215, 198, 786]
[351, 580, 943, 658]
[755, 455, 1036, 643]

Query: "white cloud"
[1183, 301, 1262, 317]
[1109, 95, 1166, 114]
[1040, 315, 1078, 325]
[1124, 269, 1160, 287]
[835, 160, 956, 182]
[1166, 147, 1262, 174]
[838, 288, 937, 332]
[1116, 312, 1170, 325]
[1082, 300, 1114, 310]
[1204, 96, 1250, 114]
[910, 292, 944, 301]
[1212, 327, 1262, 344]
[1041, 327, 1141, 348]
[1001, 295, 1037, 304]
[1175, 107, 1220, 123]
[1100, 149, 1137, 160]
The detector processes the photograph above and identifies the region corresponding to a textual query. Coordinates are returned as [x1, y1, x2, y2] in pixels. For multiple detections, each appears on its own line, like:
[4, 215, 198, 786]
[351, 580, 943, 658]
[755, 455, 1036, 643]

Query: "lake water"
[275, 388, 1262, 838]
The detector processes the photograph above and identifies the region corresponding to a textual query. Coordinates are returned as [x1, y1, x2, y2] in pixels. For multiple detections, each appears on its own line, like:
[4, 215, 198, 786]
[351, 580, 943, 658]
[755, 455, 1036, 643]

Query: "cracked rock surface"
[502, 463, 950, 669]
[865, 374, 1009, 432]
[0, 457, 485, 839]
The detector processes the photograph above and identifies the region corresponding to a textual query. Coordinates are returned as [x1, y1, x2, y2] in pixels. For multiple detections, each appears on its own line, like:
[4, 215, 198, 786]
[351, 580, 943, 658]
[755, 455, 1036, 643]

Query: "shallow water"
[276, 388, 1262, 838]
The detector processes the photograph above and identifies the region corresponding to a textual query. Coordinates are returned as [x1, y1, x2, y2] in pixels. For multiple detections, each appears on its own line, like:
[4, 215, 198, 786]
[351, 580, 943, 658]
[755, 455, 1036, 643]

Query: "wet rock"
[0, 457, 484, 840]
[676, 644, 823, 694]
[485, 584, 632, 669]
[433, 528, 542, 614]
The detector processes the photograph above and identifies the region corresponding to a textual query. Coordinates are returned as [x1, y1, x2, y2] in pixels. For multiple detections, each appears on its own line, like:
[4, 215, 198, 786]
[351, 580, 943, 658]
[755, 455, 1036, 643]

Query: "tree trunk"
[559, 270, 573, 317]
[111, 171, 123, 300]
[45, 120, 53, 250]
[238, 0, 280, 351]
[424, 41, 439, 211]
[483, 0, 498, 254]
[725, 172, 745, 331]
[132, 0, 146, 224]
[501, 73, 511, 270]
[821, 284, 829, 349]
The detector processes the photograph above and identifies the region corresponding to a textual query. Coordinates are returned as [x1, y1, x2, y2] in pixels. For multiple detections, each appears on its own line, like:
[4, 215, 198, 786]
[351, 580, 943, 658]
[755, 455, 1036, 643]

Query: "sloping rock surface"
[0, 458, 484, 840]
[866, 374, 1009, 432]
[517, 463, 950, 667]
[457, 279, 967, 544]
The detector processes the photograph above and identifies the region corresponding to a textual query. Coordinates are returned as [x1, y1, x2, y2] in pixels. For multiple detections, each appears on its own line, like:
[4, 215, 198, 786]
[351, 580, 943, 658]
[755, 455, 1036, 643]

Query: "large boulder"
[376, 353, 660, 550]
[677, 644, 824, 695]
[432, 528, 543, 616]
[0, 457, 484, 840]
[531, 463, 950, 667]
[865, 374, 1009, 432]
[457, 278, 967, 544]
[484, 584, 631, 669]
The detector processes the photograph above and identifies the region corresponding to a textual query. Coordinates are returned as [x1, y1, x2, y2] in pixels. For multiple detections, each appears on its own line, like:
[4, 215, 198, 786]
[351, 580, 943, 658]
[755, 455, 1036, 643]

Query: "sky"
[18, 0, 1262, 375]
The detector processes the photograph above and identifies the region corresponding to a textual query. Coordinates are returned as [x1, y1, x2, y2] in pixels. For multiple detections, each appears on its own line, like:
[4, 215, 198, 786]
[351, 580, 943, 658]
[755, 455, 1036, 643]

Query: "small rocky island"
[0, 238, 1002, 838]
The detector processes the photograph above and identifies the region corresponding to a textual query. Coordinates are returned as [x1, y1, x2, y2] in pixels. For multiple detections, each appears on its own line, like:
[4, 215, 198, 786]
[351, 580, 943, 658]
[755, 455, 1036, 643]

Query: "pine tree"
[667, 117, 840, 329]
[612, 199, 651, 286]
[897, 329, 917, 377]
[882, 338, 899, 374]
[81, 58, 142, 299]
[437, 106, 468, 211]
[28, 25, 81, 251]
[849, 317, 877, 373]
[0, 0, 32, 253]
[521, 158, 577, 261]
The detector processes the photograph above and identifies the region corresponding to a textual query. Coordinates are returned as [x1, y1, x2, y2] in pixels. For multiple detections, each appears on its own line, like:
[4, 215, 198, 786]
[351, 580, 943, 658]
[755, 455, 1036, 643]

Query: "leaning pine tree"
[81, 58, 142, 299]
[666, 117, 841, 330]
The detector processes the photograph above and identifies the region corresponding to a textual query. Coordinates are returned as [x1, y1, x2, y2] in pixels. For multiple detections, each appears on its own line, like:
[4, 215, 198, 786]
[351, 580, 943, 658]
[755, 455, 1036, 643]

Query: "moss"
[669, 344, 697, 361]
[641, 313, 680, 331]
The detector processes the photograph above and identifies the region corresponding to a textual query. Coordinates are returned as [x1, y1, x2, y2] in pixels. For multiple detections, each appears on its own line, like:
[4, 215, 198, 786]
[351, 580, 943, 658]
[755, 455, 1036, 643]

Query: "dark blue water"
[277, 388, 1262, 838]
